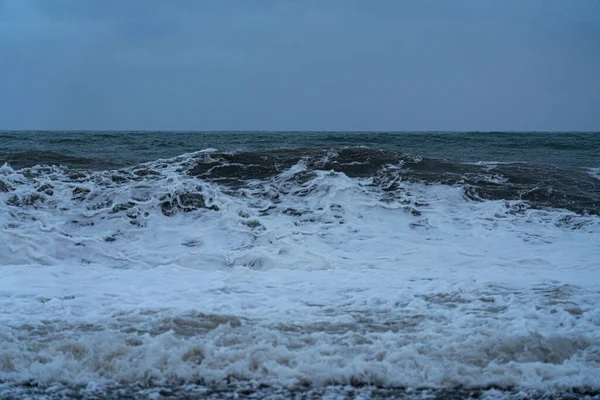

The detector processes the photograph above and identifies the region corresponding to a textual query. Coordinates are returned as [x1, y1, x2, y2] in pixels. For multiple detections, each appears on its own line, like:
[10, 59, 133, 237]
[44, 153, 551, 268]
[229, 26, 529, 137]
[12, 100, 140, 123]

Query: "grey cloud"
[0, 0, 599, 131]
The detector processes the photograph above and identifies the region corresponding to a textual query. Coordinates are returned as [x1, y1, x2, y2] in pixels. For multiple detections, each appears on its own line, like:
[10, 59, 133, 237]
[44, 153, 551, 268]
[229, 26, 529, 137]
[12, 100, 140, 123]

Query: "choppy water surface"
[1, 132, 599, 399]
[1, 131, 599, 169]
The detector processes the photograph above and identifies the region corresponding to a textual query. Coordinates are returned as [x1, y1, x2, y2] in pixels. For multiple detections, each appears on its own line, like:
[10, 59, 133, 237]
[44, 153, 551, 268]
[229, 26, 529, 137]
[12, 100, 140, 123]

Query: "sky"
[0, 0, 599, 131]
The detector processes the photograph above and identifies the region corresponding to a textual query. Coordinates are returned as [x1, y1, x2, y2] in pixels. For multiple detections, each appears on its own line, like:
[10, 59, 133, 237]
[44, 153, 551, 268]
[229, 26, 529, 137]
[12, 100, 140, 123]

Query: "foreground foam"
[2, 264, 600, 390]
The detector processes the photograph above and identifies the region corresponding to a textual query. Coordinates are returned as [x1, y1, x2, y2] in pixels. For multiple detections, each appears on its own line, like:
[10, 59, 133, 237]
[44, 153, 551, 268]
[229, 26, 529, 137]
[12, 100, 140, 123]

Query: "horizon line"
[2, 129, 599, 134]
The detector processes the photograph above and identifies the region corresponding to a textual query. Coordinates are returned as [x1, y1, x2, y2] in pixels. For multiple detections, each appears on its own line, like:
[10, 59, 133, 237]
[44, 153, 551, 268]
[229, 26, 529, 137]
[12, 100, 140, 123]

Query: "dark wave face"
[1, 146, 599, 216]
[2, 132, 598, 215]
[185, 148, 600, 216]
[1, 146, 598, 215]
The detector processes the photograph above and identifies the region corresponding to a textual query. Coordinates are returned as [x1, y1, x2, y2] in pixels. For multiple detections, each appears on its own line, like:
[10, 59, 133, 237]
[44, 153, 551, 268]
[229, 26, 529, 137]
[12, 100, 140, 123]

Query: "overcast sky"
[1, 0, 599, 131]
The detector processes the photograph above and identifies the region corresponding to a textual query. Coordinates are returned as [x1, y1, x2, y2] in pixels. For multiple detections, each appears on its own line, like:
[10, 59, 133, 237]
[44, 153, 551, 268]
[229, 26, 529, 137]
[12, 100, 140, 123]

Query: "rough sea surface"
[1, 131, 599, 399]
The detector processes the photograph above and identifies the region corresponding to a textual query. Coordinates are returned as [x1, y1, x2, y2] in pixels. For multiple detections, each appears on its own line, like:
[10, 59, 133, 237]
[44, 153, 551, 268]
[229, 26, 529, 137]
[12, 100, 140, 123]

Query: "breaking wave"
[1, 148, 599, 396]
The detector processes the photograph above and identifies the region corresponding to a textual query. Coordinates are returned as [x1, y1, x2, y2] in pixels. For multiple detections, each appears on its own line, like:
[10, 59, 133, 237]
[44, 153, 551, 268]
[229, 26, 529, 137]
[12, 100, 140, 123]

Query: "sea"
[0, 131, 599, 399]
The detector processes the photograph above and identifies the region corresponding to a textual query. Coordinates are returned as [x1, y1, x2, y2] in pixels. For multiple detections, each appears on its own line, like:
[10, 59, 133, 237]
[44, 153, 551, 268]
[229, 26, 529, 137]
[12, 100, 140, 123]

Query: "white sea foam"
[1, 154, 599, 391]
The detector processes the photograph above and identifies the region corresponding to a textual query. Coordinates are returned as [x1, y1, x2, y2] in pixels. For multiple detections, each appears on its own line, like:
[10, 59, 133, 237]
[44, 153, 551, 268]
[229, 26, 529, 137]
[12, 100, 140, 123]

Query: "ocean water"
[0, 131, 599, 399]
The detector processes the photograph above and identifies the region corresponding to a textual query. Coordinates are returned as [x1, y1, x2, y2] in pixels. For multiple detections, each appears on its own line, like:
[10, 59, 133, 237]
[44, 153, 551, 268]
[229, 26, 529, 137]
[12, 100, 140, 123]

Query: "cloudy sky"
[0, 0, 599, 131]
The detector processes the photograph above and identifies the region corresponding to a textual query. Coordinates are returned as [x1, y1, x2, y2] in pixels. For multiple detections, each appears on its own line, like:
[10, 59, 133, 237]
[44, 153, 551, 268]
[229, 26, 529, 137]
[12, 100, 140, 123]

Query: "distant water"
[1, 131, 599, 399]
[1, 131, 599, 169]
